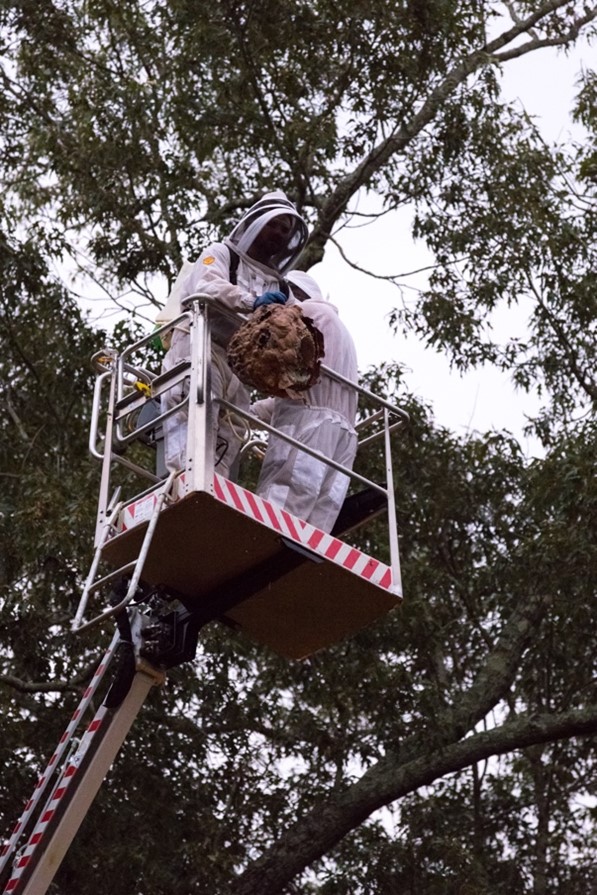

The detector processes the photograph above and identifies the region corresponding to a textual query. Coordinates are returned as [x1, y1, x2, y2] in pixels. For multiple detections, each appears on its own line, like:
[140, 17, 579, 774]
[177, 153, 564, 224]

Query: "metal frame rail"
[80, 295, 408, 629]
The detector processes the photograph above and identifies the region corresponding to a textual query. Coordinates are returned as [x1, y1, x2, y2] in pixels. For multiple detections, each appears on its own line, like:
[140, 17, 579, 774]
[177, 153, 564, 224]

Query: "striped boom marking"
[2, 705, 109, 893]
[212, 474, 394, 591]
[0, 636, 119, 889]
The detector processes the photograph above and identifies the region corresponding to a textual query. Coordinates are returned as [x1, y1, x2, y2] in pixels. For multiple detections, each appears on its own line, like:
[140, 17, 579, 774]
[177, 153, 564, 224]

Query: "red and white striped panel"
[0, 637, 118, 881]
[212, 474, 394, 591]
[112, 473, 395, 592]
[2, 702, 109, 892]
[118, 492, 159, 533]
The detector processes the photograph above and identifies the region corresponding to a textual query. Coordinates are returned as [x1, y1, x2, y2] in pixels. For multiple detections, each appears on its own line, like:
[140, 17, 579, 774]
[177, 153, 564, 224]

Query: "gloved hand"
[253, 290, 288, 310]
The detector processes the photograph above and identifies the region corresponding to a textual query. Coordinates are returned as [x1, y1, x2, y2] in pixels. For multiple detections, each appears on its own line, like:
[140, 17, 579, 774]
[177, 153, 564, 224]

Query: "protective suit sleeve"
[251, 397, 276, 425]
[155, 260, 196, 326]
[185, 244, 256, 311]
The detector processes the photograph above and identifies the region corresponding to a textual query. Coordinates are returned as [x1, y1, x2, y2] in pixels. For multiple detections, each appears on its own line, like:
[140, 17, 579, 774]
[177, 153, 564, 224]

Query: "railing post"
[383, 406, 403, 597]
[94, 365, 118, 547]
[184, 297, 215, 495]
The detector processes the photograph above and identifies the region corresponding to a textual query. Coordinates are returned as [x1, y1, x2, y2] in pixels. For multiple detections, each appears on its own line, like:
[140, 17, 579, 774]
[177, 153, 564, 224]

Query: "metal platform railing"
[82, 293, 409, 626]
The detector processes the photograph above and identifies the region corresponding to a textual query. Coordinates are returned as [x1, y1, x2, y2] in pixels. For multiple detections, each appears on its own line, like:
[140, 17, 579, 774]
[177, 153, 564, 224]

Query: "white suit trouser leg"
[256, 407, 357, 532]
[161, 330, 249, 478]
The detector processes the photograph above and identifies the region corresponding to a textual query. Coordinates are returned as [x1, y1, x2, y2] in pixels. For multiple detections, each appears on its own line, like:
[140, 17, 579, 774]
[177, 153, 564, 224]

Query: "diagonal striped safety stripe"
[213, 474, 393, 590]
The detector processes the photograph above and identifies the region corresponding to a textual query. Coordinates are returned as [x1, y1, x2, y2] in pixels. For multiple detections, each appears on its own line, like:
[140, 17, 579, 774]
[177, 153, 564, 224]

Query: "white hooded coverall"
[252, 271, 358, 532]
[159, 191, 308, 477]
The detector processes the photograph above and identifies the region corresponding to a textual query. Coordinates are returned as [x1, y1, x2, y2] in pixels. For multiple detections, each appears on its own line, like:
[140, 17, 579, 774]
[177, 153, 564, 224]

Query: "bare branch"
[503, 0, 540, 39]
[303, 0, 597, 267]
[0, 660, 100, 695]
[2, 387, 30, 442]
[490, 4, 597, 63]
[231, 705, 597, 895]
[229, 588, 555, 893]
[328, 233, 444, 284]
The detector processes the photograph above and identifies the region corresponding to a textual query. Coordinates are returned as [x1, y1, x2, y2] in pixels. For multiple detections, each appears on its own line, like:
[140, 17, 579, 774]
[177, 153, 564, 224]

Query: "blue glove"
[253, 290, 288, 310]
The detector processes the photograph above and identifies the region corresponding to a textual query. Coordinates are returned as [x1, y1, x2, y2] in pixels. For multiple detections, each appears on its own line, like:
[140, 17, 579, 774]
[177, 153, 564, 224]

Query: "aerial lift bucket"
[1, 294, 409, 895]
[75, 294, 408, 658]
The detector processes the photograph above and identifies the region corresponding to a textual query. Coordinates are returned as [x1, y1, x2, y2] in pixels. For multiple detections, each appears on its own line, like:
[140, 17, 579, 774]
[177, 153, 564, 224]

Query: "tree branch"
[491, 6, 597, 63]
[229, 587, 553, 893]
[231, 705, 597, 895]
[0, 660, 99, 694]
[447, 590, 552, 738]
[527, 277, 597, 402]
[302, 0, 597, 268]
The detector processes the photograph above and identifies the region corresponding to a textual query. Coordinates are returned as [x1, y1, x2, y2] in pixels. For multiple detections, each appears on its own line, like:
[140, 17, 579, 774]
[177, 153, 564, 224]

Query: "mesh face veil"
[226, 190, 309, 274]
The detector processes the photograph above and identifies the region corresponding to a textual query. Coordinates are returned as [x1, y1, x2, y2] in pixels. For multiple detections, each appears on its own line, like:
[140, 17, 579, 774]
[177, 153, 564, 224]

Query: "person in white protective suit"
[251, 270, 358, 532]
[159, 190, 309, 477]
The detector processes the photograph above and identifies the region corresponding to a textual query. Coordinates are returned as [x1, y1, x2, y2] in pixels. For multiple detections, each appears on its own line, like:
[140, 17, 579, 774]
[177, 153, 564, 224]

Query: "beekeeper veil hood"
[226, 190, 309, 275]
[286, 270, 326, 302]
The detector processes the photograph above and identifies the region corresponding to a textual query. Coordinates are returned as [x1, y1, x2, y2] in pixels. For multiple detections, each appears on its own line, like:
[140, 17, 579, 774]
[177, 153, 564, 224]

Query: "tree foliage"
[0, 2, 596, 893]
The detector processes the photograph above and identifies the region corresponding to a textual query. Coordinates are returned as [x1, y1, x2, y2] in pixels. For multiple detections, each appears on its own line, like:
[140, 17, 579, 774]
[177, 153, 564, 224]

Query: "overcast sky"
[311, 40, 588, 453]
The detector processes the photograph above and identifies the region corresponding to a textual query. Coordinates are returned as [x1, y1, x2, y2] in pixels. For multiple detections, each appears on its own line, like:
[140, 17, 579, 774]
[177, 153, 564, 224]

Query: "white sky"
[310, 41, 589, 454]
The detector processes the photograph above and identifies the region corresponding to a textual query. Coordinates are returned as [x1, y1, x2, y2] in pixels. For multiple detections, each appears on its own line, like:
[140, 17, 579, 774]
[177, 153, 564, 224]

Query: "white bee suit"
[252, 271, 358, 532]
[160, 191, 308, 476]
